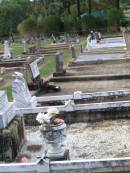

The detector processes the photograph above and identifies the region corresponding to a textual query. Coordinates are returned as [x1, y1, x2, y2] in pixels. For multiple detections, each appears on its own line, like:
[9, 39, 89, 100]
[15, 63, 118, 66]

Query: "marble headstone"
[0, 91, 15, 129]
[3, 40, 11, 60]
[12, 72, 37, 108]
[29, 60, 40, 79]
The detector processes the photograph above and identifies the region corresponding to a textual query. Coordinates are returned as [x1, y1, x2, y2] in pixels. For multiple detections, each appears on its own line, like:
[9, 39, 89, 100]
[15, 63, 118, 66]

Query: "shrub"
[17, 16, 36, 36]
[43, 15, 64, 34]
[63, 15, 75, 32]
[81, 15, 107, 32]
[107, 8, 124, 30]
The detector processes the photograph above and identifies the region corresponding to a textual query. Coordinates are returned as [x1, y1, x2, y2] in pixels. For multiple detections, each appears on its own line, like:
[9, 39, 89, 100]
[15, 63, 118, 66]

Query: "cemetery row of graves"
[2, 28, 130, 173]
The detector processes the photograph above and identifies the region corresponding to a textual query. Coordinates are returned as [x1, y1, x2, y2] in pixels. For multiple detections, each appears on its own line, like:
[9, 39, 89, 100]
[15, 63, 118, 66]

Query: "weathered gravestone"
[121, 27, 130, 53]
[71, 44, 77, 59]
[12, 72, 37, 108]
[0, 90, 25, 161]
[24, 59, 61, 92]
[53, 51, 66, 76]
[22, 39, 28, 54]
[0, 91, 15, 129]
[3, 40, 11, 60]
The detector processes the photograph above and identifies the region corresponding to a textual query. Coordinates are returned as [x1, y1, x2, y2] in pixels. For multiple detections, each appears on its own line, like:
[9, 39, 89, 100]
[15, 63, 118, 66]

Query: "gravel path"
[18, 120, 130, 162]
[67, 120, 130, 160]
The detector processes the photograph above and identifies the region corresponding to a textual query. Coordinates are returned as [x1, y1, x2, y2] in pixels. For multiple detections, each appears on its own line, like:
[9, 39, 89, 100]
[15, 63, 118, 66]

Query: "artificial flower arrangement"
[36, 107, 64, 125]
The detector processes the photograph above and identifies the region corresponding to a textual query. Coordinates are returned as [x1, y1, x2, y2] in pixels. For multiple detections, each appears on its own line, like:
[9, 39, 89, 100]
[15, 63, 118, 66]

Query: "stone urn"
[40, 123, 67, 158]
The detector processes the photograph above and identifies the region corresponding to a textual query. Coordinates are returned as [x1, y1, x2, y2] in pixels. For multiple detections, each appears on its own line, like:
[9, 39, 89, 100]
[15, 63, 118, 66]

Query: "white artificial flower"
[46, 107, 59, 116]
[36, 108, 59, 124]
[36, 112, 45, 124]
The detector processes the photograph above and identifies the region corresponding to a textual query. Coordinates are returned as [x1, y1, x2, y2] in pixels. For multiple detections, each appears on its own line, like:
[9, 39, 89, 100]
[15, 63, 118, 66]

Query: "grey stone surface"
[3, 40, 11, 60]
[55, 51, 64, 73]
[0, 91, 15, 129]
[22, 39, 27, 53]
[29, 60, 40, 79]
[12, 72, 37, 108]
[71, 45, 77, 59]
[40, 123, 67, 158]
[75, 53, 125, 63]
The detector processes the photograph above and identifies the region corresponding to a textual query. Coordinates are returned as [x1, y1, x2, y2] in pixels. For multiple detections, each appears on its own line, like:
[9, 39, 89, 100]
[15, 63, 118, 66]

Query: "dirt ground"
[44, 79, 130, 96]
[66, 61, 130, 75]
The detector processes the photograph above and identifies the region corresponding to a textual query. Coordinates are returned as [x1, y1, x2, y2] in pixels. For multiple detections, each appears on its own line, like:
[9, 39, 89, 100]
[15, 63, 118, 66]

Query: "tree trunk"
[116, 0, 120, 9]
[88, 0, 91, 16]
[77, 0, 81, 18]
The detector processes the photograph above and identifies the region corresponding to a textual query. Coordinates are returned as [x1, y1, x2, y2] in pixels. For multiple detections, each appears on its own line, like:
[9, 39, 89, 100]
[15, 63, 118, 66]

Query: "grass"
[0, 41, 73, 100]
[39, 49, 73, 77]
[0, 36, 85, 100]
[0, 85, 12, 101]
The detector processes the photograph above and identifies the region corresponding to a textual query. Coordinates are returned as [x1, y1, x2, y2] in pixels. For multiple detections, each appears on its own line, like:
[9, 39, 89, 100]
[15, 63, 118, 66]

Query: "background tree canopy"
[0, 0, 128, 37]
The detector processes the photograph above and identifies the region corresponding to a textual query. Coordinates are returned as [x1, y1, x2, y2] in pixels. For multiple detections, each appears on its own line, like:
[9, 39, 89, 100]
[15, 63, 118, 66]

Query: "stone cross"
[12, 72, 37, 108]
[3, 40, 11, 60]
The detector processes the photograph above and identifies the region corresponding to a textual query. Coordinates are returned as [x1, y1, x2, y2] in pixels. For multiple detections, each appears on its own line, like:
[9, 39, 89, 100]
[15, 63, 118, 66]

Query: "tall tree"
[115, 0, 120, 9]
[88, 0, 92, 16]
[77, 0, 81, 18]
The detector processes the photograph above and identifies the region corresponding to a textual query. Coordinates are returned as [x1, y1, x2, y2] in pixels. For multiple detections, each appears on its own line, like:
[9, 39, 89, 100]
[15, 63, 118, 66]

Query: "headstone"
[3, 40, 11, 60]
[56, 51, 63, 73]
[29, 60, 40, 79]
[12, 72, 37, 108]
[0, 91, 15, 129]
[53, 51, 66, 76]
[80, 44, 83, 53]
[51, 34, 56, 43]
[71, 45, 77, 59]
[121, 27, 130, 51]
[22, 39, 27, 53]
[0, 67, 5, 74]
[86, 35, 91, 50]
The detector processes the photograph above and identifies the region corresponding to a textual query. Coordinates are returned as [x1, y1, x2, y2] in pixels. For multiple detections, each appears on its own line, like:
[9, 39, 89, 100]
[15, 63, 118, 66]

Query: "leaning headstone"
[53, 51, 66, 76]
[0, 90, 15, 128]
[29, 60, 40, 79]
[3, 40, 11, 60]
[12, 72, 37, 108]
